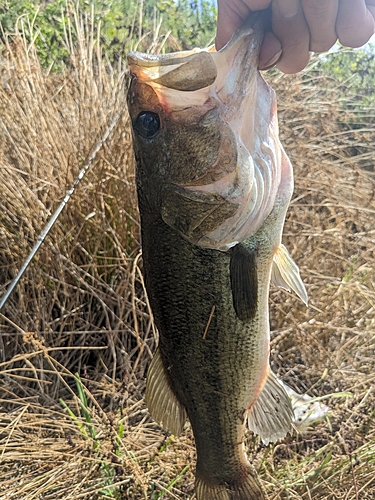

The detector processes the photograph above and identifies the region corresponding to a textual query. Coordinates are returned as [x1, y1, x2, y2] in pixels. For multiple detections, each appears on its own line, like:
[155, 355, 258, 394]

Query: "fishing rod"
[0, 112, 121, 313]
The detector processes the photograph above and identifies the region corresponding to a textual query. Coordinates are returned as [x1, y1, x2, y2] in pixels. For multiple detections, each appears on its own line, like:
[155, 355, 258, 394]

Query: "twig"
[203, 305, 216, 340]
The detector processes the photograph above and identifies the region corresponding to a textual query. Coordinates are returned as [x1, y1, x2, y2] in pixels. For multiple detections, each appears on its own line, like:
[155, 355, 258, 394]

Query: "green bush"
[1, 0, 217, 68]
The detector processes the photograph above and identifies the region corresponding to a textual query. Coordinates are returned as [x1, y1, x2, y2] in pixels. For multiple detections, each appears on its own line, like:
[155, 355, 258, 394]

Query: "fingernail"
[275, 0, 299, 18]
[259, 49, 282, 70]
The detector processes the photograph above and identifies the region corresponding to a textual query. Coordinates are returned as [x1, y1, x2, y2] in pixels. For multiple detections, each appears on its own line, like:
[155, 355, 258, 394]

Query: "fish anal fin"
[195, 465, 266, 500]
[272, 244, 308, 305]
[145, 348, 187, 436]
[230, 243, 257, 322]
[246, 368, 294, 445]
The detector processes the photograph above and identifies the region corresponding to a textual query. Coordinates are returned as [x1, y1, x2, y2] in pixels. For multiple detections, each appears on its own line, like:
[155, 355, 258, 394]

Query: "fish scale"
[128, 12, 308, 500]
[141, 216, 263, 490]
[138, 191, 289, 497]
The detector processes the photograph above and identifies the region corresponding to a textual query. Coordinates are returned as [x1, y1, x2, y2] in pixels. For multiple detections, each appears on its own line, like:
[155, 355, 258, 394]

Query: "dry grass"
[0, 14, 375, 500]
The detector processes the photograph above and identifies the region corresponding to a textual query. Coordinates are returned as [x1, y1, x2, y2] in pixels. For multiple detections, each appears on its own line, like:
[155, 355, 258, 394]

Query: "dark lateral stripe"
[230, 243, 258, 322]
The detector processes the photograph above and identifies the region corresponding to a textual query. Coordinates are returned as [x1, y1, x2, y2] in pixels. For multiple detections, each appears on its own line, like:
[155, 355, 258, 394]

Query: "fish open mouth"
[127, 17, 265, 120]
[127, 16, 292, 250]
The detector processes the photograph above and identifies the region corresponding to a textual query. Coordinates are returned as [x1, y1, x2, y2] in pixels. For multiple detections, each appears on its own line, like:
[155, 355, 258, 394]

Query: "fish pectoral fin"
[271, 244, 308, 305]
[246, 368, 294, 445]
[161, 186, 238, 243]
[230, 243, 257, 322]
[145, 348, 187, 436]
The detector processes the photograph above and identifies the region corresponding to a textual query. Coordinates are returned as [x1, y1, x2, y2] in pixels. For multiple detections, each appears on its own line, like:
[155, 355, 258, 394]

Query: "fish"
[127, 13, 308, 500]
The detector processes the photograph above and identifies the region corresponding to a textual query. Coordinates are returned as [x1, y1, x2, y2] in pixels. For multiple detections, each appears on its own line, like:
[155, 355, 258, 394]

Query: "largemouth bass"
[127, 14, 307, 500]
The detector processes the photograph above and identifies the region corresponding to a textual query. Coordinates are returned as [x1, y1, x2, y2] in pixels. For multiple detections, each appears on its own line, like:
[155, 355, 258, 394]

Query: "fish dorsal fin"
[230, 243, 258, 322]
[145, 348, 187, 436]
[246, 367, 294, 445]
[271, 244, 308, 305]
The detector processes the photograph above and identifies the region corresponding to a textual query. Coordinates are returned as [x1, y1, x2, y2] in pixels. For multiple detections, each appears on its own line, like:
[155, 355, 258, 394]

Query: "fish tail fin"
[272, 243, 308, 305]
[195, 466, 266, 500]
[246, 367, 294, 445]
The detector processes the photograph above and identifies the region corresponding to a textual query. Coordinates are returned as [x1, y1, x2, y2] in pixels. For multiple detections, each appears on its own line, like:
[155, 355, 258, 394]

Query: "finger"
[336, 0, 375, 47]
[259, 31, 282, 69]
[272, 0, 311, 74]
[216, 0, 271, 50]
[302, 0, 339, 52]
[366, 0, 375, 19]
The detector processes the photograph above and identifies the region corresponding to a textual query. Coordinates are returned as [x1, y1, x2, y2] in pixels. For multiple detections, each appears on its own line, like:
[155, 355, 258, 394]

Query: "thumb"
[216, 0, 272, 50]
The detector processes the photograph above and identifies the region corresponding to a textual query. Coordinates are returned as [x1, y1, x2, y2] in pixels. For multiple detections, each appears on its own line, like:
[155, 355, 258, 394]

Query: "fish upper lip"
[127, 16, 264, 106]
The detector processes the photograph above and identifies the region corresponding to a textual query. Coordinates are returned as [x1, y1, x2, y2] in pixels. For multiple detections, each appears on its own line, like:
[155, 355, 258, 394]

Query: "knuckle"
[303, 0, 335, 20]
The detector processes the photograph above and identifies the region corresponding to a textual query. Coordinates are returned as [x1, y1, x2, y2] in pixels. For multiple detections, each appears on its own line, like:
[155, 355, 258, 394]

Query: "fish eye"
[134, 111, 160, 139]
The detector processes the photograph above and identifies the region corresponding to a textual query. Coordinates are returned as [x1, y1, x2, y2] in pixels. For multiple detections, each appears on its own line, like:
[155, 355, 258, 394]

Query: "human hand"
[216, 0, 375, 74]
